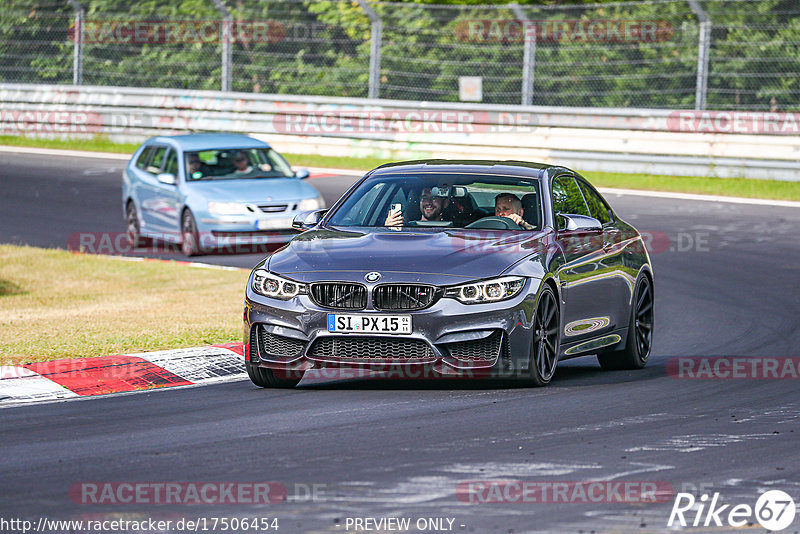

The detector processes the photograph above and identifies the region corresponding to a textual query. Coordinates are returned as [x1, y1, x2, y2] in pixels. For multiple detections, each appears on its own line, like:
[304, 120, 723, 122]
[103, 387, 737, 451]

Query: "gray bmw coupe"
[243, 160, 654, 388]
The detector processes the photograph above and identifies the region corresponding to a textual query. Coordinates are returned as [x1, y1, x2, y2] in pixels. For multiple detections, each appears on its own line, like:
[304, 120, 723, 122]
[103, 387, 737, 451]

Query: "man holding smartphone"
[384, 187, 446, 226]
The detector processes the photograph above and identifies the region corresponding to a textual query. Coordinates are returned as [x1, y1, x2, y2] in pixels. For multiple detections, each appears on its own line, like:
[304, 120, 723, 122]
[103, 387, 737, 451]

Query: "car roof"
[146, 133, 270, 151]
[368, 159, 562, 179]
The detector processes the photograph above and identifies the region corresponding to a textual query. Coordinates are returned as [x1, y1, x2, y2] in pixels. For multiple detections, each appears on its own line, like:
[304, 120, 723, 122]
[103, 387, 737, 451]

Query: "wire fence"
[1, 0, 798, 110]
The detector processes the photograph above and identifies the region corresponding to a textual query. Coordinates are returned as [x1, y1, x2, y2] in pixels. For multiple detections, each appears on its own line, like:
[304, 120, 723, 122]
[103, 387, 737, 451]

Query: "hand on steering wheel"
[465, 216, 523, 230]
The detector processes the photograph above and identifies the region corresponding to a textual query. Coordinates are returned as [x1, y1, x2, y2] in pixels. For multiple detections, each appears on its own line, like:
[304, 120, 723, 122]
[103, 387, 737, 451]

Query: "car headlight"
[208, 201, 250, 215]
[444, 276, 526, 304]
[298, 197, 325, 211]
[252, 269, 307, 300]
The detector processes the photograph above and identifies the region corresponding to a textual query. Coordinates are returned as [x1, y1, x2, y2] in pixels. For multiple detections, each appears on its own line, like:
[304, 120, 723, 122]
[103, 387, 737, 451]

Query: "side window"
[163, 150, 178, 177]
[552, 174, 590, 218]
[135, 147, 153, 170]
[577, 179, 611, 224]
[146, 146, 168, 174]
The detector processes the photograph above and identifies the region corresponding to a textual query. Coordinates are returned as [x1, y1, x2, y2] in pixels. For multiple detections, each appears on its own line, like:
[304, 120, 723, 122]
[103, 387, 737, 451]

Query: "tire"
[181, 209, 204, 257]
[126, 202, 150, 248]
[597, 274, 654, 370]
[524, 285, 561, 386]
[246, 362, 304, 389]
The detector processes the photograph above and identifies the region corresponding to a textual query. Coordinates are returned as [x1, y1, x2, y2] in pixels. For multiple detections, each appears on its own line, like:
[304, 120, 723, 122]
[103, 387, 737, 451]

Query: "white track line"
[597, 187, 800, 208]
[0, 145, 130, 160]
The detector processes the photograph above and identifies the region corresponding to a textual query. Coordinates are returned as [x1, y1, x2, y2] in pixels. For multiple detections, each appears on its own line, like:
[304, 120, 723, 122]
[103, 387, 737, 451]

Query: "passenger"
[385, 187, 447, 226]
[232, 151, 254, 175]
[495, 193, 535, 230]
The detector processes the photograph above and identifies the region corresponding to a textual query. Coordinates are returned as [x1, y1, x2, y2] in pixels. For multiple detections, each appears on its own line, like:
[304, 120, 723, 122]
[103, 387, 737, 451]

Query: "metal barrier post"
[357, 0, 382, 99]
[66, 0, 83, 85]
[687, 0, 710, 110]
[212, 0, 232, 92]
[509, 3, 535, 106]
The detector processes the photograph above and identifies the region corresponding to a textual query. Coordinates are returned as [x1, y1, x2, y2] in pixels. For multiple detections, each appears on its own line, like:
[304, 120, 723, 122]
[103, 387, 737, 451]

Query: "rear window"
[147, 147, 168, 174]
[135, 147, 153, 170]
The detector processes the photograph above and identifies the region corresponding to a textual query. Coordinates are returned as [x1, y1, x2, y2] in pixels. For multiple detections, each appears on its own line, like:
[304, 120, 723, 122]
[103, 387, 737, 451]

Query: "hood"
[267, 227, 547, 284]
[186, 178, 318, 203]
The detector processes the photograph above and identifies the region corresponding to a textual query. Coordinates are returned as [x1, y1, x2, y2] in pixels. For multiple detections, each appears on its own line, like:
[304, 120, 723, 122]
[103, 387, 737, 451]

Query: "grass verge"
[2, 135, 799, 201]
[0, 134, 140, 154]
[0, 245, 248, 365]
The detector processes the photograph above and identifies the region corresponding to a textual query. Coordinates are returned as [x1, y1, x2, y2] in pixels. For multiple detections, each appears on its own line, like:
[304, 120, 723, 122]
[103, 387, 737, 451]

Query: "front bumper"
[195, 211, 303, 249]
[243, 282, 539, 377]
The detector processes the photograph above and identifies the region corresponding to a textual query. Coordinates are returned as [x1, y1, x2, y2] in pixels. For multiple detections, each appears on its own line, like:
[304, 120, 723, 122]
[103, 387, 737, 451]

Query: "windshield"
[184, 147, 293, 181]
[327, 173, 543, 231]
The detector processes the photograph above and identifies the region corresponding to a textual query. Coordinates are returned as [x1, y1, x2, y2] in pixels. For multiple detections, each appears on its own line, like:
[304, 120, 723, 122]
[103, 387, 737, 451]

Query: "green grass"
[582, 171, 800, 201]
[287, 152, 389, 171]
[0, 245, 248, 364]
[2, 135, 799, 201]
[0, 134, 140, 154]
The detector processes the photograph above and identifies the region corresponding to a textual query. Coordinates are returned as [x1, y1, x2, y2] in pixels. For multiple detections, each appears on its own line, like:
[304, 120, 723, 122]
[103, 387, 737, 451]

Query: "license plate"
[257, 217, 293, 230]
[327, 314, 412, 334]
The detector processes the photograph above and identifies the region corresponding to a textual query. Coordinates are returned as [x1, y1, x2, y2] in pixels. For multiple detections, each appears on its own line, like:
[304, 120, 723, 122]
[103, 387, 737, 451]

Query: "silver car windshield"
[184, 148, 293, 181]
[327, 173, 543, 230]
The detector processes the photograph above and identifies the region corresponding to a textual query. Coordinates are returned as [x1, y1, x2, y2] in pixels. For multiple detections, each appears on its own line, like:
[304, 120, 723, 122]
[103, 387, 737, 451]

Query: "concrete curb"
[0, 344, 246, 406]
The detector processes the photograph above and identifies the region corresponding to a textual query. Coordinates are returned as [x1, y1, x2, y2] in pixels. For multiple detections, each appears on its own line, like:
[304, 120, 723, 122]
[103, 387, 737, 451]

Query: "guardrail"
[1, 83, 798, 180]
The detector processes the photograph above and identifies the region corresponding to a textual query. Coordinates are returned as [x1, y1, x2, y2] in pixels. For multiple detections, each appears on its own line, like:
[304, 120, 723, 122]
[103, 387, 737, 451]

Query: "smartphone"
[390, 203, 402, 214]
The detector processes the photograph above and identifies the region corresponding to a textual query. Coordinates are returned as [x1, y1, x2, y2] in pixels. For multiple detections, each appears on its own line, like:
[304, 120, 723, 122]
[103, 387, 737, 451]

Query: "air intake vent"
[255, 325, 307, 359]
[444, 331, 504, 362]
[309, 336, 434, 362]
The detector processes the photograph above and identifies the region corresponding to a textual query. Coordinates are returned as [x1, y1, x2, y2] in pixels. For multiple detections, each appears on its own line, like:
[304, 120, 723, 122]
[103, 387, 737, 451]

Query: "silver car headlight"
[444, 276, 526, 304]
[252, 269, 307, 300]
[208, 201, 250, 215]
[298, 196, 325, 211]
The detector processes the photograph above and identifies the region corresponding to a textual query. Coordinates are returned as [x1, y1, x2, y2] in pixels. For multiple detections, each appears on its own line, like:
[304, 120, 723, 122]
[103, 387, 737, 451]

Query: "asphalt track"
[2, 150, 800, 533]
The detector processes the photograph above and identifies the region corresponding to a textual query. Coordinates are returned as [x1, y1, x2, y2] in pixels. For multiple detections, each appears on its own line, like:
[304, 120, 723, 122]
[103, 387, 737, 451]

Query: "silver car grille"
[258, 204, 289, 213]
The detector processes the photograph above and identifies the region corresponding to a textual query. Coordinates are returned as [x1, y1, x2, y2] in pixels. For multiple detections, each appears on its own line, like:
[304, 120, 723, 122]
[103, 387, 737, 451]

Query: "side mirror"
[294, 168, 310, 179]
[156, 172, 176, 185]
[557, 214, 602, 232]
[292, 209, 328, 231]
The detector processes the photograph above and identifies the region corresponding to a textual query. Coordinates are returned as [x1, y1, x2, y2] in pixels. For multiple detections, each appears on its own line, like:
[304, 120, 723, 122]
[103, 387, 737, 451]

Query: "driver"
[186, 153, 210, 178]
[385, 187, 447, 226]
[495, 193, 535, 230]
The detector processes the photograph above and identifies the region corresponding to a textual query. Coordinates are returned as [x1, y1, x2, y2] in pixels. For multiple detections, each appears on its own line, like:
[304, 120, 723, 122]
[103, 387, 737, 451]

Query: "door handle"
[603, 232, 618, 251]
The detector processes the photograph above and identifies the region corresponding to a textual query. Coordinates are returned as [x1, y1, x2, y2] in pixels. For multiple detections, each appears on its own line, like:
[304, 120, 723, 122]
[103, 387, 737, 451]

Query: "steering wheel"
[465, 216, 523, 230]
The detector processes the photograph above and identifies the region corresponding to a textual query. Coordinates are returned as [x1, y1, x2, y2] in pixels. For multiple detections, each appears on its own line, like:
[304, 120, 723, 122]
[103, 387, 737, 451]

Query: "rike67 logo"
[668, 490, 796, 530]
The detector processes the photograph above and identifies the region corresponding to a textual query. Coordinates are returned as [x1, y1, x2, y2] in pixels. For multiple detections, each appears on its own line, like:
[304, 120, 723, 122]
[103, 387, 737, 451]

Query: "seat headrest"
[521, 193, 540, 228]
